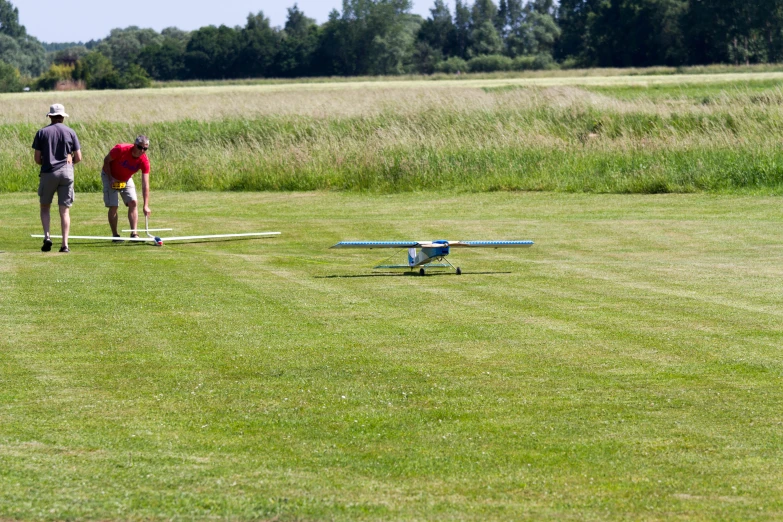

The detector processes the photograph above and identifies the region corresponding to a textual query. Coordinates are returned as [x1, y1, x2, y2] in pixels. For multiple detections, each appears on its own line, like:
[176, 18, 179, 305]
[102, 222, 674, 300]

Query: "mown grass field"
[3, 70, 783, 194]
[2, 191, 783, 520]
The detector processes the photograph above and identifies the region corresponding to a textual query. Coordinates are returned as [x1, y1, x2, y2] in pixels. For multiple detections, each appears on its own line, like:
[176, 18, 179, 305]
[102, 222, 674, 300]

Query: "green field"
[3, 71, 783, 194]
[3, 71, 783, 519]
[2, 191, 783, 520]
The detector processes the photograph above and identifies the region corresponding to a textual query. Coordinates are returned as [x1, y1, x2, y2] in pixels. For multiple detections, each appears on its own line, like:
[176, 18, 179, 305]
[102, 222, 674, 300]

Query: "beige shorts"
[39, 165, 74, 207]
[101, 171, 137, 207]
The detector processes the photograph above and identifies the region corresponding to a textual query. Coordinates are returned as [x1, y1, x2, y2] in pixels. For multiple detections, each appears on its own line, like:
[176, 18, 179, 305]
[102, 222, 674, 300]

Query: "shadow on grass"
[63, 238, 274, 248]
[316, 271, 512, 278]
[62, 241, 149, 248]
[162, 238, 275, 245]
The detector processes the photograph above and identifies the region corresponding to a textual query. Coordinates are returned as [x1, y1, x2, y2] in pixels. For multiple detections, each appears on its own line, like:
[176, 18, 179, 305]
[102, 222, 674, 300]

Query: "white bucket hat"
[46, 103, 69, 118]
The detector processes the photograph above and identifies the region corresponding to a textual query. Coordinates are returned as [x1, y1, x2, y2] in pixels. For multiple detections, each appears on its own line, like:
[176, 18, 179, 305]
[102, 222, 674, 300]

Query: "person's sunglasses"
[136, 145, 148, 151]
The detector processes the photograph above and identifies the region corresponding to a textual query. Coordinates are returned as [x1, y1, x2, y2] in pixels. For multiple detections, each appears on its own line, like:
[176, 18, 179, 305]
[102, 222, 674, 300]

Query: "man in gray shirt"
[32, 103, 82, 252]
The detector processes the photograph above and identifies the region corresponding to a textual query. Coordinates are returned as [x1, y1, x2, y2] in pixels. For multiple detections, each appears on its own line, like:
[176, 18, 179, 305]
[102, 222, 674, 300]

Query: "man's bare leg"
[59, 205, 70, 249]
[40, 204, 53, 251]
[128, 200, 138, 234]
[40, 204, 51, 238]
[108, 206, 119, 236]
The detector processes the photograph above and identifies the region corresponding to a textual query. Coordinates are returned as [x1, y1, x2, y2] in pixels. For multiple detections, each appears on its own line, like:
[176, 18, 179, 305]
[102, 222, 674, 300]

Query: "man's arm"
[141, 173, 151, 217]
[102, 153, 113, 174]
[72, 150, 82, 164]
[34, 150, 42, 166]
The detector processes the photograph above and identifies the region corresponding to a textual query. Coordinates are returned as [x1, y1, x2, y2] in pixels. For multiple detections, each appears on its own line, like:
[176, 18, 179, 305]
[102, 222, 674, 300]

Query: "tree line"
[2, 0, 783, 91]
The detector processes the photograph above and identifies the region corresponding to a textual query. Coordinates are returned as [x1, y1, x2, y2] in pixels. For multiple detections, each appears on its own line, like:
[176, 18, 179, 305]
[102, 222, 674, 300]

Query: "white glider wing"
[122, 228, 173, 232]
[32, 234, 154, 242]
[161, 232, 280, 241]
[32, 232, 280, 243]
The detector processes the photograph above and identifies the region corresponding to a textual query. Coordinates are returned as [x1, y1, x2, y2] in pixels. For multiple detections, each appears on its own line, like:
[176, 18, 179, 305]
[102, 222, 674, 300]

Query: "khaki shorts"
[101, 171, 137, 207]
[38, 165, 74, 207]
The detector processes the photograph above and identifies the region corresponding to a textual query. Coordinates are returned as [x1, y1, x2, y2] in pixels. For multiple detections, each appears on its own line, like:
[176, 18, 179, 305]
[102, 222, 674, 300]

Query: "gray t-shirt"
[32, 123, 81, 174]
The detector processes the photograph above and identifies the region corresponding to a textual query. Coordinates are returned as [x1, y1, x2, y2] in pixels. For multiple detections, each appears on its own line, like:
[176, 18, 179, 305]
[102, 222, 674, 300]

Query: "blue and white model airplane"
[330, 239, 534, 275]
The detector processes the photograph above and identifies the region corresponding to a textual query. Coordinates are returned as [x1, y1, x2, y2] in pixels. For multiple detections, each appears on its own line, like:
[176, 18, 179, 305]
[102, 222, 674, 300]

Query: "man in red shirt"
[102, 135, 151, 239]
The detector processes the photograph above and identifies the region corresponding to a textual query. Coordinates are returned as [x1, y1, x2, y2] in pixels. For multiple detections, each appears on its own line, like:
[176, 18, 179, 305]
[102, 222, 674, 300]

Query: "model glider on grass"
[33, 217, 280, 247]
[330, 239, 534, 275]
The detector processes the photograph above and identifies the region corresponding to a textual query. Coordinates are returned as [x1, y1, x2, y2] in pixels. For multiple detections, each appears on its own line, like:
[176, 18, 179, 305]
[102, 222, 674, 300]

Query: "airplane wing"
[448, 240, 534, 248]
[32, 232, 280, 243]
[331, 241, 421, 249]
[32, 234, 153, 242]
[161, 232, 280, 241]
[122, 228, 173, 232]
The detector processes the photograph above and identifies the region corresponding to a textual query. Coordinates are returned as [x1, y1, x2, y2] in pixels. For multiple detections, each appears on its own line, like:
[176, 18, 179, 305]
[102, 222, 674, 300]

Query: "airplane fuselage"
[409, 242, 450, 267]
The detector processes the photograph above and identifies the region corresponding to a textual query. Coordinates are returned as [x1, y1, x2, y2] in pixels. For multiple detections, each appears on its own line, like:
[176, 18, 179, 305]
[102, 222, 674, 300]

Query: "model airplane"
[330, 239, 534, 275]
[33, 217, 280, 247]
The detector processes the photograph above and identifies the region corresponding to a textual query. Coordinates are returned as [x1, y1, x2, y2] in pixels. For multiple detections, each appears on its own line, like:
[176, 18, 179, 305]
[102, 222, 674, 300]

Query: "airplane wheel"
[456, 267, 462, 275]
[419, 268, 425, 276]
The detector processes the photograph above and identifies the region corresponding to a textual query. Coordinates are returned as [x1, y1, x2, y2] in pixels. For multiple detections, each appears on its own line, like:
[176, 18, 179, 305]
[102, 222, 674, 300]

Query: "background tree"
[314, 9, 350, 76]
[757, 0, 783, 62]
[453, 0, 472, 59]
[74, 51, 122, 89]
[584, 0, 686, 67]
[0, 0, 44, 75]
[0, 0, 23, 39]
[137, 28, 188, 81]
[0, 32, 44, 76]
[555, 0, 601, 64]
[94, 27, 163, 71]
[523, 0, 561, 57]
[184, 25, 242, 79]
[120, 62, 152, 88]
[502, 0, 526, 56]
[496, 0, 509, 38]
[17, 0, 783, 83]
[683, 0, 770, 65]
[369, 12, 421, 74]
[33, 63, 77, 90]
[238, 12, 280, 78]
[276, 5, 320, 77]
[0, 58, 19, 91]
[469, 0, 503, 57]
[416, 0, 456, 65]
[51, 45, 88, 66]
[557, 0, 686, 66]
[316, 0, 416, 76]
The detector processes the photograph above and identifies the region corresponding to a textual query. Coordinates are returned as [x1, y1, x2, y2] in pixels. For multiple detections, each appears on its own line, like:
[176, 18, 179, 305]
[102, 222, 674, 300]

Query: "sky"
[16, 0, 451, 44]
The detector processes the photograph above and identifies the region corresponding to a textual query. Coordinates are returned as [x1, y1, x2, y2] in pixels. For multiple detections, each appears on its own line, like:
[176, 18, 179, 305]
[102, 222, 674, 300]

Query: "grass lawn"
[1, 191, 782, 520]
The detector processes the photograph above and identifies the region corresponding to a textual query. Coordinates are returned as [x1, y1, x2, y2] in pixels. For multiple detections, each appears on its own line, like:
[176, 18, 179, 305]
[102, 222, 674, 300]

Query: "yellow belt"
[111, 181, 126, 190]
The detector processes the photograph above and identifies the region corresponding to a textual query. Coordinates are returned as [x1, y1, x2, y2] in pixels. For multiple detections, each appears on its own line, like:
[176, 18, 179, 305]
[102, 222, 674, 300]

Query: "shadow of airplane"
[315, 271, 512, 279]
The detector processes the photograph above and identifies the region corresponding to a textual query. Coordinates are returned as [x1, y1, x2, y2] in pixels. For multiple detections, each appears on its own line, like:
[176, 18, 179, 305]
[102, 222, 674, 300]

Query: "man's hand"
[143, 205, 151, 217]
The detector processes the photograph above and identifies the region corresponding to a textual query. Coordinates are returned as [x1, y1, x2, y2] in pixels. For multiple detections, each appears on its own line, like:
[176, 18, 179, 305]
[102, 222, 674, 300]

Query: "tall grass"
[4, 79, 783, 193]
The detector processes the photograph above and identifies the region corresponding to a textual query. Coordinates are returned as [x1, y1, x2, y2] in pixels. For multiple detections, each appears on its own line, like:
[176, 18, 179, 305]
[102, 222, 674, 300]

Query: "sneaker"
[41, 238, 52, 252]
[59, 246, 70, 253]
[112, 234, 123, 243]
[130, 232, 139, 239]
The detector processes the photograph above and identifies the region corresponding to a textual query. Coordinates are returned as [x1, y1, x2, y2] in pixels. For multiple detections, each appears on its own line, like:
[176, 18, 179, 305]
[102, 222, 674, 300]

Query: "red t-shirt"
[108, 143, 150, 182]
